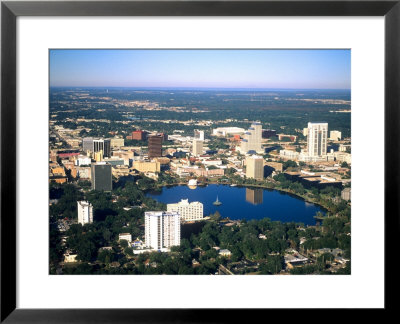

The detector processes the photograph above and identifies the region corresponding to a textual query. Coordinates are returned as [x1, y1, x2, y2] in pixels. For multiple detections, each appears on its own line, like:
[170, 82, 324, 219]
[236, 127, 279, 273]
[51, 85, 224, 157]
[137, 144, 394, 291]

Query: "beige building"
[112, 165, 136, 178]
[329, 130, 342, 141]
[110, 137, 125, 148]
[341, 187, 351, 201]
[94, 150, 103, 162]
[192, 139, 203, 156]
[132, 160, 161, 173]
[246, 155, 264, 180]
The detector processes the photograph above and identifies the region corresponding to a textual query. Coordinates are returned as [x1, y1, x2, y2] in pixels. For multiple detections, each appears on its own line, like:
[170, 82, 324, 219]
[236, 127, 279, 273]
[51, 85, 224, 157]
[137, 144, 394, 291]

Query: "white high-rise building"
[167, 199, 204, 222]
[192, 139, 203, 156]
[307, 122, 328, 157]
[194, 129, 205, 141]
[240, 122, 263, 153]
[77, 201, 93, 225]
[145, 211, 180, 250]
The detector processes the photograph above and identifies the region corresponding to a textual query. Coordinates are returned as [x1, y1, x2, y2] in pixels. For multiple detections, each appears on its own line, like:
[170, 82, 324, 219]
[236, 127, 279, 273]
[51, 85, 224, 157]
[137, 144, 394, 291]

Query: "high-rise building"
[194, 129, 205, 141]
[77, 201, 93, 225]
[307, 122, 328, 157]
[91, 162, 112, 191]
[240, 122, 263, 153]
[148, 135, 163, 158]
[245, 188, 263, 205]
[167, 199, 204, 222]
[329, 130, 342, 141]
[192, 139, 203, 156]
[145, 211, 180, 250]
[82, 137, 111, 157]
[246, 155, 264, 180]
[341, 187, 351, 201]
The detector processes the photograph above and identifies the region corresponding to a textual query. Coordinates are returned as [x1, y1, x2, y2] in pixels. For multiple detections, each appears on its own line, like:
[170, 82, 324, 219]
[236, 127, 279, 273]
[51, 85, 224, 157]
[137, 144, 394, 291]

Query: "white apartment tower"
[246, 155, 264, 180]
[240, 122, 263, 153]
[192, 139, 203, 156]
[167, 199, 204, 222]
[194, 129, 205, 141]
[307, 122, 328, 157]
[77, 201, 93, 225]
[145, 211, 181, 250]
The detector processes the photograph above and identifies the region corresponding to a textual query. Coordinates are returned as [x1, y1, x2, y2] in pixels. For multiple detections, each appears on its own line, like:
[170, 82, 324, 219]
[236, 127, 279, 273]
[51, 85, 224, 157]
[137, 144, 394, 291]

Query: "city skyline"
[50, 49, 351, 89]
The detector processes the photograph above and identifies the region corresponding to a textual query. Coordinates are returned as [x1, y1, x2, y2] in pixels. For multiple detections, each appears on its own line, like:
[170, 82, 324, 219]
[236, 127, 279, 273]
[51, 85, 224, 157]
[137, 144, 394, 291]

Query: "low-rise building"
[132, 160, 161, 173]
[119, 233, 132, 243]
[212, 127, 245, 137]
[167, 199, 204, 222]
[110, 137, 125, 148]
[219, 249, 232, 257]
[329, 130, 342, 141]
[63, 252, 78, 263]
[279, 149, 300, 160]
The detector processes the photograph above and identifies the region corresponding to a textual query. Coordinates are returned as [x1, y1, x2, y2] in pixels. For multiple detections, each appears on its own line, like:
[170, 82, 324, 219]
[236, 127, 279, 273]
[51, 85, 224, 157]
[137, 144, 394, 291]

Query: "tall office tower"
[82, 137, 94, 153]
[194, 129, 205, 141]
[240, 122, 263, 153]
[82, 137, 111, 157]
[145, 211, 181, 250]
[148, 135, 163, 158]
[167, 199, 204, 222]
[192, 139, 203, 156]
[77, 201, 93, 225]
[245, 188, 263, 205]
[329, 130, 342, 141]
[246, 155, 264, 180]
[91, 162, 112, 191]
[307, 122, 328, 157]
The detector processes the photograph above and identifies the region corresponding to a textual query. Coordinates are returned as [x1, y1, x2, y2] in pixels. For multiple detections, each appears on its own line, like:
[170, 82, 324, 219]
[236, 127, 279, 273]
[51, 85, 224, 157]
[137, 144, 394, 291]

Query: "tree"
[283, 160, 297, 170]
[259, 255, 284, 274]
[124, 247, 134, 256]
[341, 161, 349, 168]
[120, 239, 129, 248]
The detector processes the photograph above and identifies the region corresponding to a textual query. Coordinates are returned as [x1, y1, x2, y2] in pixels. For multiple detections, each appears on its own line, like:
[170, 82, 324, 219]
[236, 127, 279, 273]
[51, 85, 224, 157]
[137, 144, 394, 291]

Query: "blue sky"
[49, 49, 350, 89]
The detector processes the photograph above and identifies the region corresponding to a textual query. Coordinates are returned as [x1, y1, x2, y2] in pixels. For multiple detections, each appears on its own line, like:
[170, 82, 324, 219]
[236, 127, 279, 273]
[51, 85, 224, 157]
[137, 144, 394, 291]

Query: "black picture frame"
[1, 0, 398, 322]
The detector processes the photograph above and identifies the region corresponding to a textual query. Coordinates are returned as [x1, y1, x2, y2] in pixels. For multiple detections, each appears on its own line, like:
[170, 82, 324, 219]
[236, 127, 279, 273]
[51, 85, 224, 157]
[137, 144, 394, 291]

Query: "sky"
[49, 49, 351, 89]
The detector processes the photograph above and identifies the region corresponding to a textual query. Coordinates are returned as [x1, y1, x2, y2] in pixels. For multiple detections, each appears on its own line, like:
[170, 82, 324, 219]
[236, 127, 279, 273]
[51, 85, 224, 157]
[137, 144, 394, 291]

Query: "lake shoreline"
[147, 182, 327, 225]
[152, 181, 329, 215]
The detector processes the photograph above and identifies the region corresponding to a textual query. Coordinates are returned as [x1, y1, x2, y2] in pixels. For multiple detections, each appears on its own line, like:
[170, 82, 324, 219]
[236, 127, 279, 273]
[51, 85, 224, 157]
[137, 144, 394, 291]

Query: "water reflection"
[245, 188, 263, 205]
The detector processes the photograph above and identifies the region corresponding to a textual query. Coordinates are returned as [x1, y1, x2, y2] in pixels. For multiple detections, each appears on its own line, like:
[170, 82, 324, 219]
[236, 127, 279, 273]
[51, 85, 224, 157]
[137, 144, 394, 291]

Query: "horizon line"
[49, 86, 351, 91]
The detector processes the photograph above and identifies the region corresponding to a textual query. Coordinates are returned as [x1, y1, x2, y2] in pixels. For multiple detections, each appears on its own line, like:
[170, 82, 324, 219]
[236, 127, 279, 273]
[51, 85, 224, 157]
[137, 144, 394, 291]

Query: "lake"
[146, 184, 325, 225]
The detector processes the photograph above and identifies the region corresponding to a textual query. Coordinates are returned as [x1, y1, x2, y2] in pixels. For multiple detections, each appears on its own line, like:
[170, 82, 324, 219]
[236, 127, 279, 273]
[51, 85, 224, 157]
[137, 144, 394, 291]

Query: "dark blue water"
[146, 184, 325, 225]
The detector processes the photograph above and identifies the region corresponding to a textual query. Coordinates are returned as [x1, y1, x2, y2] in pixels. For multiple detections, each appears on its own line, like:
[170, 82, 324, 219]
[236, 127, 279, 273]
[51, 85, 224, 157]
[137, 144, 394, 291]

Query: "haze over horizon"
[50, 49, 351, 89]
